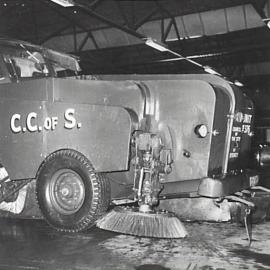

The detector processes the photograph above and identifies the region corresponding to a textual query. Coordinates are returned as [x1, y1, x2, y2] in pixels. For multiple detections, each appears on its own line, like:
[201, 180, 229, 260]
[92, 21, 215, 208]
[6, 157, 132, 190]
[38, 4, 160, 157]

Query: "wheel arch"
[35, 148, 92, 180]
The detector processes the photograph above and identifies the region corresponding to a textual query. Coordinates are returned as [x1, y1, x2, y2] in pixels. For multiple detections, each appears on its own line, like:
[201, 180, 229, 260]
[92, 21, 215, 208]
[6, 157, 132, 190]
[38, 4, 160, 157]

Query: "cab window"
[2, 47, 49, 80]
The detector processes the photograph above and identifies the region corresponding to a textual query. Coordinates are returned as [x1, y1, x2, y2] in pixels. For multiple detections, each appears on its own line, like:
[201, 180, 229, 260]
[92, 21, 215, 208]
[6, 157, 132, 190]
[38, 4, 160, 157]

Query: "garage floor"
[0, 218, 269, 270]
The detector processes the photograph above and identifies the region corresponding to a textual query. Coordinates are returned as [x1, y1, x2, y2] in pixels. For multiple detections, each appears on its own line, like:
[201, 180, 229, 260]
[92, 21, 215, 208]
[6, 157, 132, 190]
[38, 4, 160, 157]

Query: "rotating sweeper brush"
[96, 206, 187, 238]
[96, 132, 187, 239]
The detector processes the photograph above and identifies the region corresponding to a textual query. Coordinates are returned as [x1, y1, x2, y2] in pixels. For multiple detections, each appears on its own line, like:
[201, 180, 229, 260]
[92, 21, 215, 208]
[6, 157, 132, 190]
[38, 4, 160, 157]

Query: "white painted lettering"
[52, 117, 58, 130]
[10, 114, 21, 133]
[64, 108, 76, 129]
[44, 117, 52, 130]
[26, 112, 38, 132]
[243, 114, 252, 124]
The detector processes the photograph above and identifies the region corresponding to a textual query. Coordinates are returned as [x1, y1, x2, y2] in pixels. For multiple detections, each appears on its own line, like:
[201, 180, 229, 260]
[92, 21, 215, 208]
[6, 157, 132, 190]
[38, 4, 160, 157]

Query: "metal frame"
[0, 0, 269, 81]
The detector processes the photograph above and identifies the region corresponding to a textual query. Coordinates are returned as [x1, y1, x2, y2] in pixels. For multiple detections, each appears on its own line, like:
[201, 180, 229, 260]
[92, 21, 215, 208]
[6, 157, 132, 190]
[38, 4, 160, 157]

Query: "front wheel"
[36, 149, 110, 232]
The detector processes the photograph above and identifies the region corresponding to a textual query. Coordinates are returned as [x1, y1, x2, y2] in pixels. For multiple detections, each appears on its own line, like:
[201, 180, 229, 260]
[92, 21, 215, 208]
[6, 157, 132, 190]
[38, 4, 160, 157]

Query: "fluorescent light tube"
[234, 80, 244, 87]
[145, 38, 168, 52]
[50, 0, 74, 7]
[204, 66, 221, 75]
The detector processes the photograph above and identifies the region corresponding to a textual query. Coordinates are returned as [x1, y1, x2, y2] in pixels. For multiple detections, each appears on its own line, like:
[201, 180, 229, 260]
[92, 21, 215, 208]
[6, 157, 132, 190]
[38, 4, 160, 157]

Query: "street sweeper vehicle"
[0, 38, 266, 238]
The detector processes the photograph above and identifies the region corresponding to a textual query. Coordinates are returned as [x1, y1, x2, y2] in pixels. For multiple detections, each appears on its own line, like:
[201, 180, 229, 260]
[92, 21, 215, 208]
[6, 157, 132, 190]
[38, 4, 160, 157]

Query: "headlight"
[195, 124, 208, 138]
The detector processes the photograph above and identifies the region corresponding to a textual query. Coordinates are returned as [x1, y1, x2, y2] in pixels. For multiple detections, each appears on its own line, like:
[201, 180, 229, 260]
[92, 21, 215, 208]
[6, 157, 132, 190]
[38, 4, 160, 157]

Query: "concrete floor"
[0, 218, 269, 270]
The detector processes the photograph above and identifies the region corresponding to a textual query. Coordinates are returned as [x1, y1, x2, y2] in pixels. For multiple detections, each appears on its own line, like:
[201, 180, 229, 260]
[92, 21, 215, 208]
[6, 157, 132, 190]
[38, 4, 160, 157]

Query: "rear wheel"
[36, 149, 110, 232]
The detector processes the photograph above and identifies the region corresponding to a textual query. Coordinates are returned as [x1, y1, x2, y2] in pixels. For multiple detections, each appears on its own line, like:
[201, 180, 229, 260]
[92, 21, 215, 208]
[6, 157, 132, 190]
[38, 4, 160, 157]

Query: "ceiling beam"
[39, 23, 72, 44]
[88, 0, 104, 9]
[133, 7, 159, 30]
[114, 0, 134, 29]
[41, 0, 101, 48]
[78, 31, 99, 51]
[252, 0, 268, 26]
[74, 2, 145, 39]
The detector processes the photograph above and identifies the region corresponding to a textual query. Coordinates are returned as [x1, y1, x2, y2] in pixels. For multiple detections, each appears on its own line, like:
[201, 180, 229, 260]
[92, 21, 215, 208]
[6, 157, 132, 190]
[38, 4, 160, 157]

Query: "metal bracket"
[225, 194, 255, 245]
[0, 179, 32, 204]
[112, 199, 136, 206]
[251, 186, 270, 193]
[244, 207, 252, 246]
[225, 195, 255, 208]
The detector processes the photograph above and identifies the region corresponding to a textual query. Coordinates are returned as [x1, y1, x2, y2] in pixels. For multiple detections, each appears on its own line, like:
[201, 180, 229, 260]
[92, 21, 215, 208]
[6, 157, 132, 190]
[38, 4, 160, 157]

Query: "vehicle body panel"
[0, 80, 132, 179]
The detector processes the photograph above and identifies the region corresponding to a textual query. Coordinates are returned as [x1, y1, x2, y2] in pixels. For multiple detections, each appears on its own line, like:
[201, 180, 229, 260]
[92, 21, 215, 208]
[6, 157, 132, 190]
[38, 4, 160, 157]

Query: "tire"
[36, 149, 111, 232]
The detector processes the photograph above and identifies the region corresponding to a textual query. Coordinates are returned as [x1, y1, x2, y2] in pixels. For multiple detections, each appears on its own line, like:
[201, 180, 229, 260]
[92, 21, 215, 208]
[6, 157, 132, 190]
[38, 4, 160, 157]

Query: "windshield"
[3, 45, 49, 79]
[1, 41, 81, 80]
[44, 48, 81, 77]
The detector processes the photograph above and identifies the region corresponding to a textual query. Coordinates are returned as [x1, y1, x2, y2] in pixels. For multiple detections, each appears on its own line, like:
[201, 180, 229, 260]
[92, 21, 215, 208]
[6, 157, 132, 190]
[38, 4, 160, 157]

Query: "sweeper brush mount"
[95, 131, 187, 239]
[96, 206, 187, 239]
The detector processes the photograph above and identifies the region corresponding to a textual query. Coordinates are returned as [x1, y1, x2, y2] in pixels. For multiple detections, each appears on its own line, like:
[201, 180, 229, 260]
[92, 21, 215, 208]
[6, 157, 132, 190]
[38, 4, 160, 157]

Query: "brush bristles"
[96, 207, 187, 238]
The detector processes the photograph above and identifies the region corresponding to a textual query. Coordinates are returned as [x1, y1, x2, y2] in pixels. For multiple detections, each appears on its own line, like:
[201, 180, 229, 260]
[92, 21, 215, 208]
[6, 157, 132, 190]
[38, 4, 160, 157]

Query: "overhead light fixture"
[234, 80, 244, 87]
[262, 18, 270, 29]
[204, 66, 221, 76]
[50, 0, 74, 7]
[145, 38, 168, 52]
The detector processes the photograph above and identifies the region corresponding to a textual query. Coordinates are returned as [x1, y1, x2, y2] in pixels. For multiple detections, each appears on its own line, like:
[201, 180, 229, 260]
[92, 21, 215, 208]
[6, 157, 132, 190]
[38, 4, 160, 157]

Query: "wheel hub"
[60, 187, 70, 197]
[49, 169, 85, 215]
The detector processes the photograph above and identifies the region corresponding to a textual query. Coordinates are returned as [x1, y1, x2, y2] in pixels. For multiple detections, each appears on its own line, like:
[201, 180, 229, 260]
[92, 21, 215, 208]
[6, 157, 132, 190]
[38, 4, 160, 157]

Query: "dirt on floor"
[99, 222, 270, 270]
[0, 218, 269, 270]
